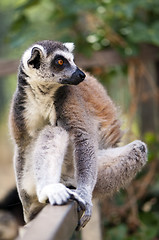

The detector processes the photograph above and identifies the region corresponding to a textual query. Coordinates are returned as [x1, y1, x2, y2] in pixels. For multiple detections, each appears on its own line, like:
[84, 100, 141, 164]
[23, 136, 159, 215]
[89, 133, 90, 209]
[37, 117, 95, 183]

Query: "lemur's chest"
[24, 85, 58, 137]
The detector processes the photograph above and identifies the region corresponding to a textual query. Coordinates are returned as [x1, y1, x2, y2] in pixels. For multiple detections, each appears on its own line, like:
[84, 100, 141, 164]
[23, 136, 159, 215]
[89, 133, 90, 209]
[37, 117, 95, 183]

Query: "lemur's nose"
[76, 68, 86, 80]
[61, 67, 86, 85]
[79, 71, 86, 80]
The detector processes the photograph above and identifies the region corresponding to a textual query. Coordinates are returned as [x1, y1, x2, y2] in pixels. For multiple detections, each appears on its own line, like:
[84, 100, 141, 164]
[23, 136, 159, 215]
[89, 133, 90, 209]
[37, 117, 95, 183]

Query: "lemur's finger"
[66, 189, 86, 210]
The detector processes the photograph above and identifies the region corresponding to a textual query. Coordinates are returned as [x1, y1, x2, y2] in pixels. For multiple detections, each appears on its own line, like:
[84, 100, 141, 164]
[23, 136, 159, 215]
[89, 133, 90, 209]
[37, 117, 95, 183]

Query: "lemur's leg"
[94, 140, 147, 197]
[13, 145, 44, 223]
[33, 126, 71, 206]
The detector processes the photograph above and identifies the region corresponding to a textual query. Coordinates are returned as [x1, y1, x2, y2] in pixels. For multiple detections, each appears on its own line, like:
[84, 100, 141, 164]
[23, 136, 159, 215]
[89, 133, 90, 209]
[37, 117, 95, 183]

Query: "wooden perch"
[17, 201, 82, 240]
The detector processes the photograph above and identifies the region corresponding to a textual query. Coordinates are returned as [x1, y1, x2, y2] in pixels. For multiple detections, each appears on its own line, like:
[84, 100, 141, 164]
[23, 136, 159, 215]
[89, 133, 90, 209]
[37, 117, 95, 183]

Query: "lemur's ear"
[27, 46, 44, 69]
[63, 42, 75, 53]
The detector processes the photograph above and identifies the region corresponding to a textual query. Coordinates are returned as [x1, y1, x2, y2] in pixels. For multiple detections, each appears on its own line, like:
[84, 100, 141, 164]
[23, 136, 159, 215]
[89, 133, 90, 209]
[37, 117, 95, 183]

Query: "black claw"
[139, 144, 146, 153]
[70, 194, 86, 211]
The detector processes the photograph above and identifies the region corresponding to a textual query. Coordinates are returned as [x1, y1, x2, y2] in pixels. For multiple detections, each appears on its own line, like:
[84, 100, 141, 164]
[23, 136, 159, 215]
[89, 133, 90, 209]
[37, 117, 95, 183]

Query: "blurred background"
[0, 0, 159, 239]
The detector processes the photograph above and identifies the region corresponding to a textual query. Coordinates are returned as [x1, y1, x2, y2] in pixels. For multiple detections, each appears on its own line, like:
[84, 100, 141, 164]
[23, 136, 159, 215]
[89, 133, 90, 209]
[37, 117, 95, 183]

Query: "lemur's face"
[21, 40, 85, 85]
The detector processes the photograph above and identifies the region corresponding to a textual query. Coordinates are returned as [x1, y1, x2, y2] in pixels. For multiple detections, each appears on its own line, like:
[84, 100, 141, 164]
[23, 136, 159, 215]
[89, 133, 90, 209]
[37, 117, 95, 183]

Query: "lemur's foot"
[128, 140, 147, 166]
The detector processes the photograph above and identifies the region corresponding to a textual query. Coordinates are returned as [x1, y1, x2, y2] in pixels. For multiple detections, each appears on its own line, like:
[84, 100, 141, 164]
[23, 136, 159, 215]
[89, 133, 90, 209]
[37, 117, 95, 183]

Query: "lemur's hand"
[69, 189, 93, 229]
[38, 183, 91, 228]
[38, 183, 86, 209]
[38, 183, 72, 205]
[77, 202, 92, 230]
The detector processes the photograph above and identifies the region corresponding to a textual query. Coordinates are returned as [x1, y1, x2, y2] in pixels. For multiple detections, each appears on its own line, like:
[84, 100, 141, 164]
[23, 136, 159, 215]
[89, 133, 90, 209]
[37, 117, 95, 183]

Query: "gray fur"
[9, 40, 147, 228]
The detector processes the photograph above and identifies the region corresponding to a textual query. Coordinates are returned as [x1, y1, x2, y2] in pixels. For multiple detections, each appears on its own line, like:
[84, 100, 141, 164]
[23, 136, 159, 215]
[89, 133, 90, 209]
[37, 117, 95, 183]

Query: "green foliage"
[2, 0, 159, 56]
[106, 224, 127, 240]
[103, 200, 159, 240]
[16, 0, 41, 11]
[95, 0, 159, 55]
[144, 132, 159, 161]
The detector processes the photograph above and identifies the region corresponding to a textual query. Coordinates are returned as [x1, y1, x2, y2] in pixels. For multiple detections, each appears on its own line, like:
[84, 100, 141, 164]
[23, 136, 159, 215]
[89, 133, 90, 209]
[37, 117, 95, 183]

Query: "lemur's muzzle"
[71, 68, 86, 84]
[60, 68, 86, 85]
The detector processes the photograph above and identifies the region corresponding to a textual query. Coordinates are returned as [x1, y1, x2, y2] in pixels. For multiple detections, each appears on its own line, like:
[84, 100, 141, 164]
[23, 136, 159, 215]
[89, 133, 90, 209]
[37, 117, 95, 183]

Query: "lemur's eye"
[53, 55, 69, 69]
[58, 59, 63, 65]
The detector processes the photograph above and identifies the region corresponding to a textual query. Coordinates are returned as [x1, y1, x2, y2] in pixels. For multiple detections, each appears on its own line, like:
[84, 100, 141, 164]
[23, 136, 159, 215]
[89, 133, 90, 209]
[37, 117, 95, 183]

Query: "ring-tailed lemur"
[9, 40, 147, 228]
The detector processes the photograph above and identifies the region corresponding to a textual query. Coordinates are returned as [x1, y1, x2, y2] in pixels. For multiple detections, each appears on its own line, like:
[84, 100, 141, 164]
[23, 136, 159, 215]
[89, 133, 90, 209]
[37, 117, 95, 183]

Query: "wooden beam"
[76, 49, 124, 68]
[17, 201, 81, 240]
[0, 59, 19, 77]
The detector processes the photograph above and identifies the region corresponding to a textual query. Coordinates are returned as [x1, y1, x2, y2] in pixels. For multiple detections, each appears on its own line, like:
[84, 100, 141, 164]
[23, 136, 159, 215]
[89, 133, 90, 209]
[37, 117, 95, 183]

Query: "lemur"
[9, 40, 147, 229]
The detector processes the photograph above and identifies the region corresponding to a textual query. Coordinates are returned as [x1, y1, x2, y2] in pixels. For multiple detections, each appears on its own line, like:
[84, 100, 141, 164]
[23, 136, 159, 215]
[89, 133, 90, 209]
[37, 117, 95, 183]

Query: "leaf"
[11, 14, 29, 32]
[16, 0, 41, 11]
[106, 224, 127, 240]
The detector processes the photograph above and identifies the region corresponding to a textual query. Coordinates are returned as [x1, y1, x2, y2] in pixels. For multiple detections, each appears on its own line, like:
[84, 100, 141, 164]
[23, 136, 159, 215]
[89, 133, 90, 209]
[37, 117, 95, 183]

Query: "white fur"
[34, 126, 69, 197]
[21, 143, 36, 196]
[38, 183, 85, 206]
[22, 44, 46, 76]
[38, 183, 70, 204]
[53, 50, 76, 69]
[63, 42, 75, 52]
[13, 146, 35, 196]
[21, 126, 69, 197]
[24, 84, 59, 137]
[98, 140, 147, 161]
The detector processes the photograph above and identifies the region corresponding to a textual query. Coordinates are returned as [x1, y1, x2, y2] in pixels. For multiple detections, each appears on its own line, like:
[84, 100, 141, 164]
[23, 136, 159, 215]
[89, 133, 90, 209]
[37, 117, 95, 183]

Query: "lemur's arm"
[33, 125, 86, 213]
[33, 126, 70, 205]
[73, 129, 98, 228]
[74, 131, 97, 200]
[55, 85, 98, 228]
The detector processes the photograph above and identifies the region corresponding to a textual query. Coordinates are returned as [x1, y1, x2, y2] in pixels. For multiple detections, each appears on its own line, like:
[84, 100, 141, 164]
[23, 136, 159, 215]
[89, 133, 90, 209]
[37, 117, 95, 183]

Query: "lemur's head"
[21, 40, 85, 85]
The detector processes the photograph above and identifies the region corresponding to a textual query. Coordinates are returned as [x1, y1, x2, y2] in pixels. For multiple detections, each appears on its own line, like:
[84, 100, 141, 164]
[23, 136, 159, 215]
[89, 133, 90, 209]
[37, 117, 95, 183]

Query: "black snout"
[60, 68, 86, 85]
[76, 68, 86, 81]
[69, 68, 86, 85]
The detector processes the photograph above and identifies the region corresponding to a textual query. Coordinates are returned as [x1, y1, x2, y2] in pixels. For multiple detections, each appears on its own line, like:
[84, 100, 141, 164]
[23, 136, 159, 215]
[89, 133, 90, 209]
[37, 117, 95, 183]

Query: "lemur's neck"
[17, 75, 59, 136]
[18, 65, 60, 98]
[28, 79, 60, 100]
[18, 67, 60, 103]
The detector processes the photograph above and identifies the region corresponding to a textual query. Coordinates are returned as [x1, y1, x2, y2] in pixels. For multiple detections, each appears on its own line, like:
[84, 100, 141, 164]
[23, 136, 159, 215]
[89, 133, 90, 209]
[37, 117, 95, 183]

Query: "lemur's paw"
[122, 140, 148, 178]
[128, 140, 147, 166]
[38, 183, 71, 205]
[130, 140, 147, 152]
[69, 189, 92, 229]
[67, 189, 86, 211]
[76, 202, 92, 230]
